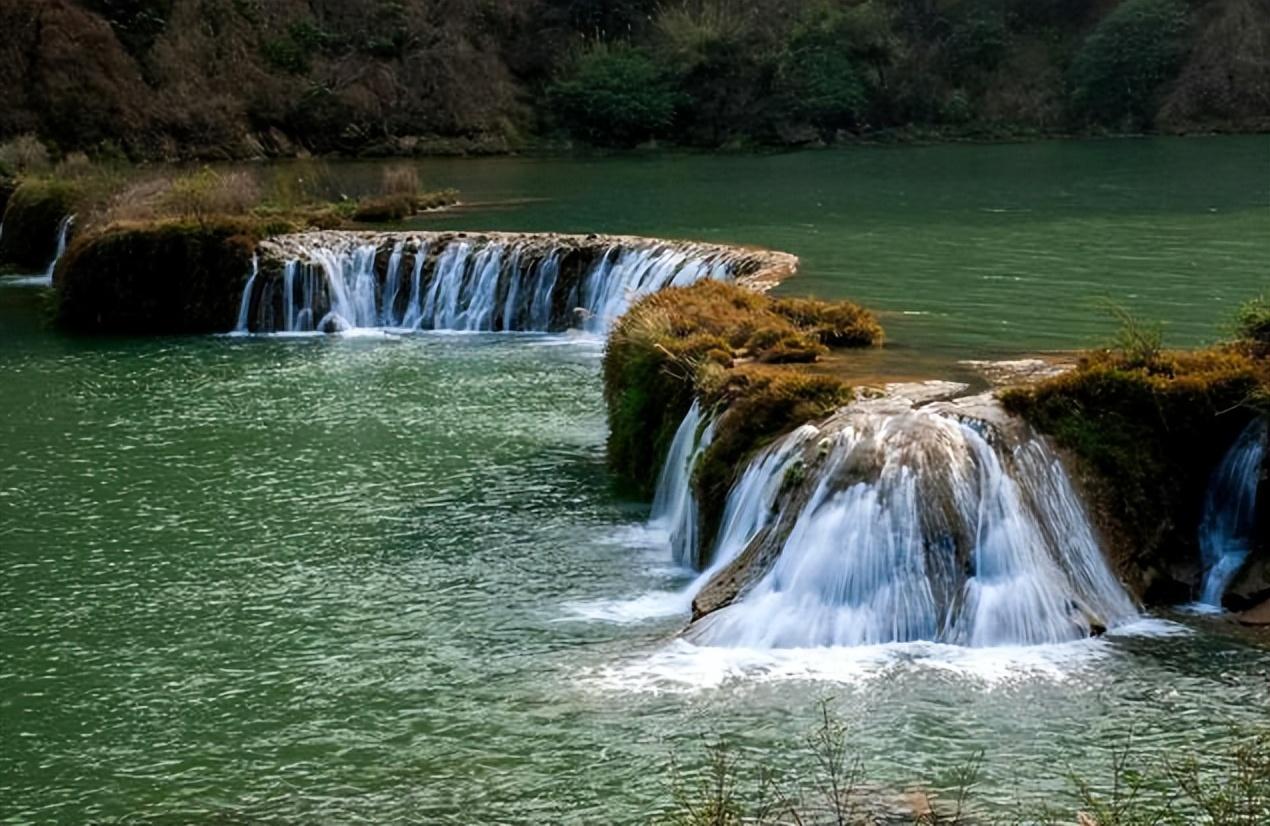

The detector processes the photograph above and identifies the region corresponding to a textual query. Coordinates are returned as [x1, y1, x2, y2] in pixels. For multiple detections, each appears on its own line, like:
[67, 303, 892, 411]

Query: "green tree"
[778, 30, 868, 132]
[1069, 0, 1190, 129]
[775, 9, 890, 133]
[547, 44, 680, 146]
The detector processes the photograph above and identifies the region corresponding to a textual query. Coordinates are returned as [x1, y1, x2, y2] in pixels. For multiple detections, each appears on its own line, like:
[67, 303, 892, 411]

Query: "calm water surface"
[351, 135, 1267, 357]
[3, 139, 1270, 824]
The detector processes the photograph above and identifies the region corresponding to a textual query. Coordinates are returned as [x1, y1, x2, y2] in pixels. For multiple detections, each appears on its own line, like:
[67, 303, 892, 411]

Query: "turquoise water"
[398, 136, 1270, 357]
[2, 138, 1270, 823]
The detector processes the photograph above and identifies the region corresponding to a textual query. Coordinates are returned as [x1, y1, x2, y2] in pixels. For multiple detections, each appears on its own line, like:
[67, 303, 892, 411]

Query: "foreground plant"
[664, 707, 1270, 825]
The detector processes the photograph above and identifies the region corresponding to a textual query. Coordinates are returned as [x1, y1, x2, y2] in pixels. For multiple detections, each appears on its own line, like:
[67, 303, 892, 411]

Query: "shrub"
[0, 179, 81, 269]
[352, 193, 416, 222]
[0, 134, 52, 175]
[777, 24, 869, 131]
[83, 0, 173, 56]
[1235, 295, 1270, 349]
[548, 43, 681, 147]
[414, 189, 459, 211]
[163, 168, 260, 224]
[380, 163, 421, 197]
[603, 280, 879, 498]
[665, 703, 1270, 824]
[943, 3, 1009, 78]
[53, 152, 96, 179]
[1000, 346, 1267, 600]
[1105, 302, 1164, 370]
[262, 35, 310, 74]
[1069, 0, 1190, 128]
[93, 174, 174, 225]
[351, 189, 458, 223]
[771, 296, 885, 347]
[605, 299, 728, 496]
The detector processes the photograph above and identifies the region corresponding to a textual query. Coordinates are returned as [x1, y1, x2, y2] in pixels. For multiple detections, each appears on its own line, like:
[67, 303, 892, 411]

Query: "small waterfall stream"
[573, 412, 814, 623]
[684, 401, 1138, 648]
[238, 234, 743, 334]
[695, 425, 820, 580]
[649, 401, 715, 569]
[43, 215, 75, 283]
[1198, 419, 1267, 607]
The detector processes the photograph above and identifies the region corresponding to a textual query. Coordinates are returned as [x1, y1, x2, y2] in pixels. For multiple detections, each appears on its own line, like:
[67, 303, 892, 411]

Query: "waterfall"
[238, 235, 740, 335]
[578, 246, 731, 334]
[697, 425, 820, 577]
[234, 255, 258, 333]
[689, 403, 1138, 649]
[650, 402, 715, 569]
[35, 214, 75, 285]
[1198, 419, 1267, 607]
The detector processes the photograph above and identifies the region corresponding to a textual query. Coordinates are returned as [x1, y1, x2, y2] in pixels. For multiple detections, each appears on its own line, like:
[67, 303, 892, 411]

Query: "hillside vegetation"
[0, 0, 1267, 159]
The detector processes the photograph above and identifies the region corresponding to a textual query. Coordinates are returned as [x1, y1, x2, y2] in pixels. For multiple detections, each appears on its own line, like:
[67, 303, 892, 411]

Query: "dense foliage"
[0, 0, 1266, 157]
[547, 45, 681, 146]
[1068, 0, 1191, 129]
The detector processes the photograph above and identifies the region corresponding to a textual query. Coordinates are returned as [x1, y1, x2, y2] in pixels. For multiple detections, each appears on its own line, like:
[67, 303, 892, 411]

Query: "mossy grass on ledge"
[604, 280, 881, 554]
[0, 179, 83, 270]
[56, 218, 263, 335]
[351, 188, 460, 223]
[0, 159, 464, 276]
[1000, 342, 1269, 604]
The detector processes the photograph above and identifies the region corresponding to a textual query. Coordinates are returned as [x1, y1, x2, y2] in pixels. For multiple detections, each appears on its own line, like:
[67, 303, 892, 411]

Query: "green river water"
[2, 137, 1269, 824]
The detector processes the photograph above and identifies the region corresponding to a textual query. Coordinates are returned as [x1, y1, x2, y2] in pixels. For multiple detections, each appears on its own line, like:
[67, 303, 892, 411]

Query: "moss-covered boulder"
[56, 220, 259, 334]
[1000, 347, 1269, 603]
[603, 280, 880, 559]
[0, 179, 79, 270]
[604, 280, 881, 497]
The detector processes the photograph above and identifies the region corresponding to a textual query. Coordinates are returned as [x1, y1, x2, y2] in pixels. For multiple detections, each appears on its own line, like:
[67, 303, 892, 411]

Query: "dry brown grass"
[87, 168, 261, 229]
[603, 279, 879, 497]
[381, 163, 422, 197]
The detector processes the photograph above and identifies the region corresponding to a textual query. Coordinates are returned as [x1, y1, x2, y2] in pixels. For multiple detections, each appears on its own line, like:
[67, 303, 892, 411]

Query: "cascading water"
[234, 255, 258, 333]
[570, 415, 815, 623]
[649, 402, 715, 569]
[43, 215, 74, 283]
[238, 234, 746, 335]
[697, 425, 820, 580]
[575, 246, 730, 333]
[688, 401, 1138, 649]
[1197, 419, 1267, 607]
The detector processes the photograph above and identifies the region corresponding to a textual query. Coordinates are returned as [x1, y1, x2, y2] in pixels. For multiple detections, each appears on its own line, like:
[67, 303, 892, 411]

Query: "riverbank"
[4, 0, 1268, 161]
